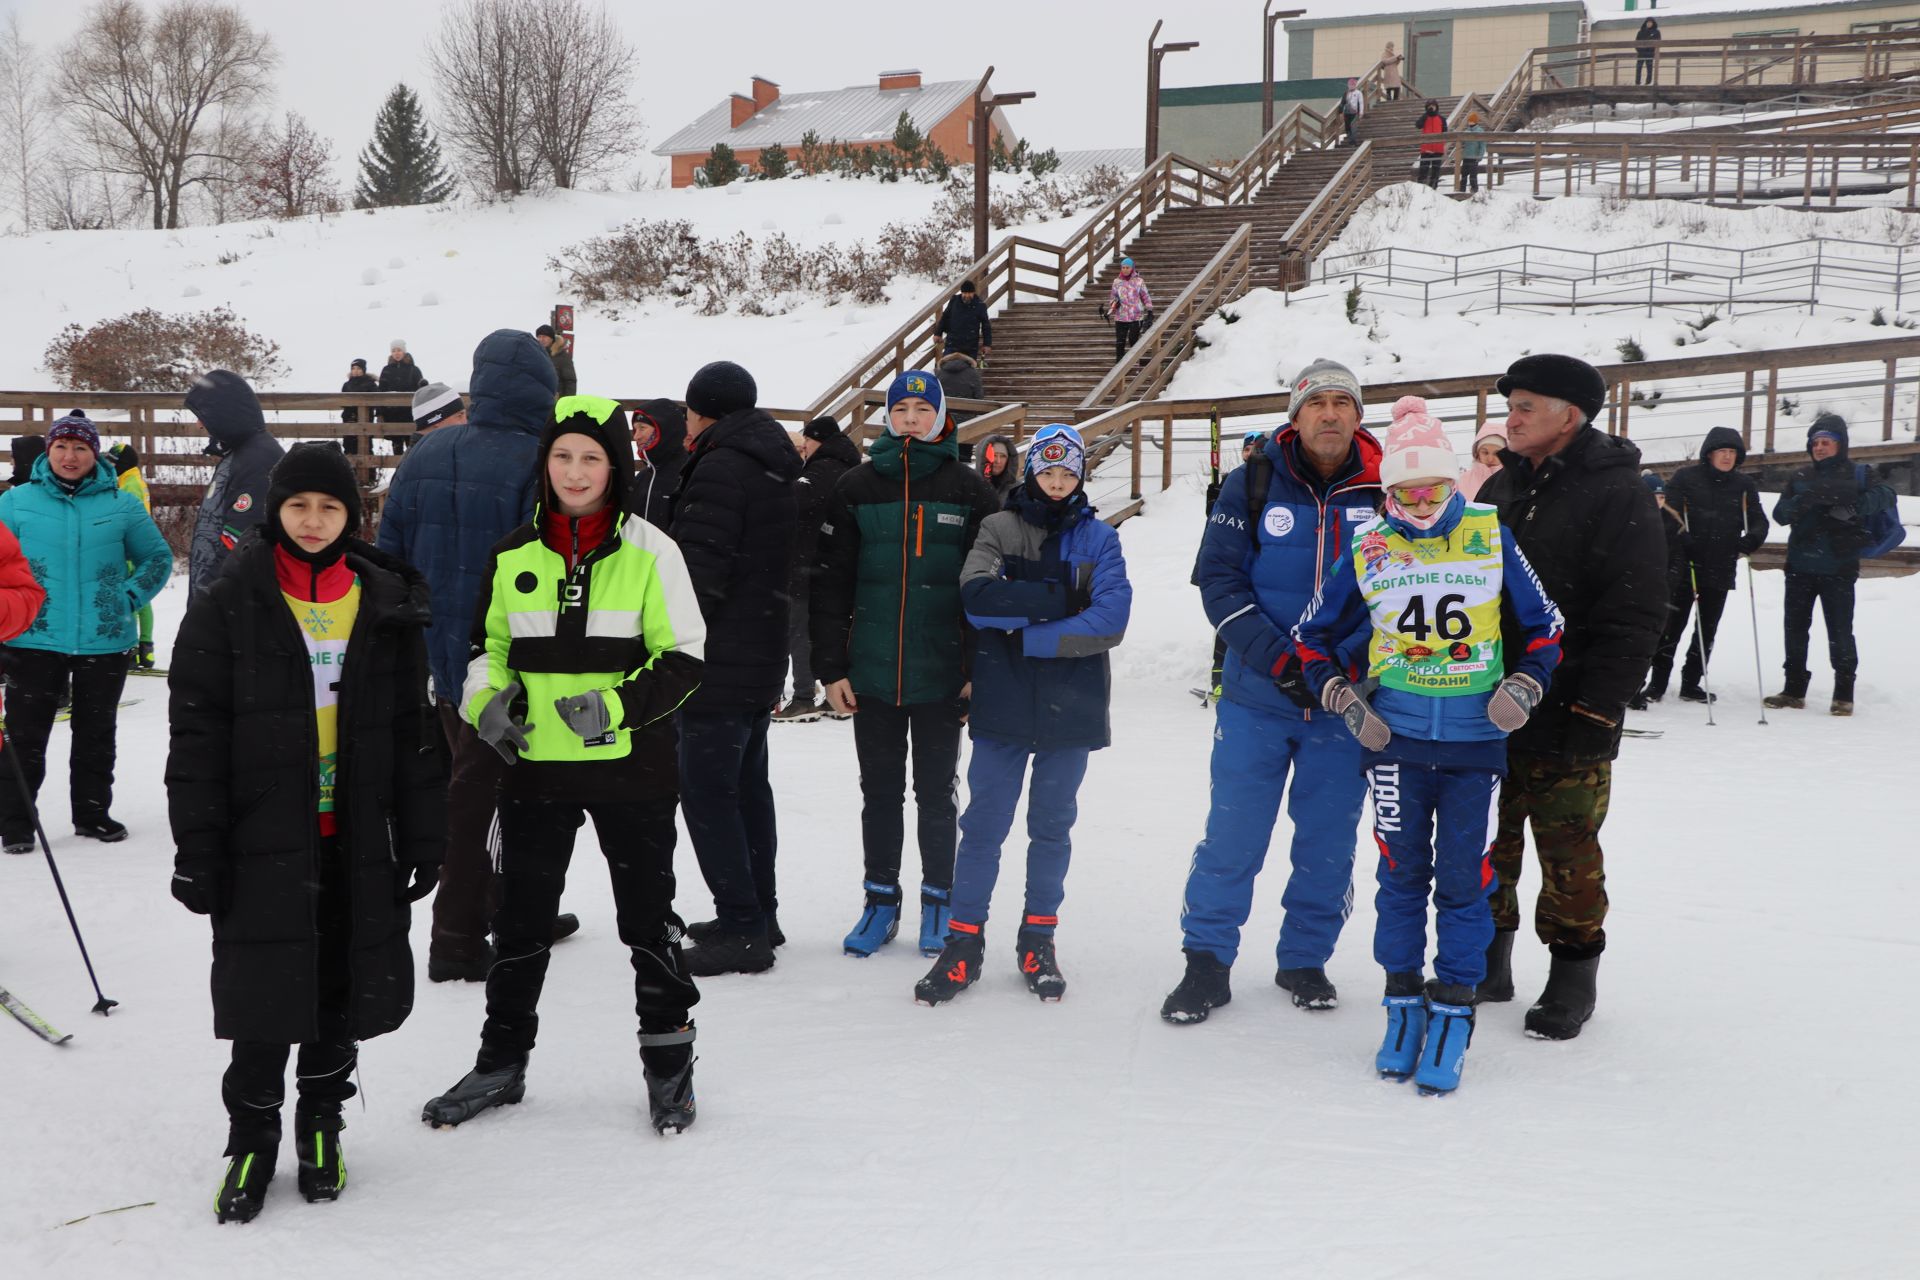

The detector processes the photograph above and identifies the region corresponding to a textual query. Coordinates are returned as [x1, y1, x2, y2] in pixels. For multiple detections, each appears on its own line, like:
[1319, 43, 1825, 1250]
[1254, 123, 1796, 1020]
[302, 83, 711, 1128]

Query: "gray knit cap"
[1287, 357, 1364, 418]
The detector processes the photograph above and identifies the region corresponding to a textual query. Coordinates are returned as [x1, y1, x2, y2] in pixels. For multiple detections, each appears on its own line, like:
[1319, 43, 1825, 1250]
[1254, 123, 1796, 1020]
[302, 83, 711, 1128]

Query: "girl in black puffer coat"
[167, 442, 446, 1223]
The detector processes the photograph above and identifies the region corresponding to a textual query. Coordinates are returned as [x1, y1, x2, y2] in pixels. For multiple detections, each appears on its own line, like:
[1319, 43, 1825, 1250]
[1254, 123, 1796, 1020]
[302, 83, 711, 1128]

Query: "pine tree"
[891, 110, 923, 168]
[700, 143, 742, 187]
[354, 84, 457, 209]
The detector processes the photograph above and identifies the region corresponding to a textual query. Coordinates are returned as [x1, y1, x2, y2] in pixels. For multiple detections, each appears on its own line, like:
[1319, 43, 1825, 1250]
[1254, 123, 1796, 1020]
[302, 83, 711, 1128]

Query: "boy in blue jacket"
[915, 425, 1131, 1005]
[1293, 397, 1563, 1094]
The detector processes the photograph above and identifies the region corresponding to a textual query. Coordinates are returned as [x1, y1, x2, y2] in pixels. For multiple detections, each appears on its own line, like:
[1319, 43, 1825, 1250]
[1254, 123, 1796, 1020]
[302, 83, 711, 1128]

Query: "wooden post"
[1162, 417, 1174, 490]
[1533, 141, 1542, 198]
[1709, 144, 1719, 199]
[1908, 139, 1918, 211]
[1802, 143, 1814, 207]
[1764, 367, 1779, 452]
[1129, 418, 1143, 501]
[1885, 357, 1899, 442]
[1620, 142, 1630, 198]
[1618, 379, 1632, 438]
[1741, 369, 1755, 450]
[1475, 388, 1487, 430]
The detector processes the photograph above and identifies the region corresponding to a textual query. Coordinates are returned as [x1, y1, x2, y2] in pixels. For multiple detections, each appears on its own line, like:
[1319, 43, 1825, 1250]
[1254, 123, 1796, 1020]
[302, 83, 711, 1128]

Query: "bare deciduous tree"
[241, 111, 341, 219]
[428, 0, 537, 195]
[523, 1, 642, 189]
[0, 13, 55, 233]
[58, 0, 276, 230]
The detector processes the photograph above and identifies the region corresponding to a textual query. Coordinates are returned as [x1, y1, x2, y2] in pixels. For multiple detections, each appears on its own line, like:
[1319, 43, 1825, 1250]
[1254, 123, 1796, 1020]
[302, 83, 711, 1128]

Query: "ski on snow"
[1621, 727, 1664, 739]
[0, 984, 73, 1044]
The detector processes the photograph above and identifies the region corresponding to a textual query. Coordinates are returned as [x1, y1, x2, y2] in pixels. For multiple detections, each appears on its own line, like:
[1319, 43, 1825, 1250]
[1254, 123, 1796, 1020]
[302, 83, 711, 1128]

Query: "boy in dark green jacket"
[812, 371, 1000, 959]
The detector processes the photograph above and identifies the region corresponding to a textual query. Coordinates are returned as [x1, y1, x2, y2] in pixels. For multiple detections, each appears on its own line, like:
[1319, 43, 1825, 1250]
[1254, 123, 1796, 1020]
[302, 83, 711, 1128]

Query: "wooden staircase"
[981, 148, 1359, 424]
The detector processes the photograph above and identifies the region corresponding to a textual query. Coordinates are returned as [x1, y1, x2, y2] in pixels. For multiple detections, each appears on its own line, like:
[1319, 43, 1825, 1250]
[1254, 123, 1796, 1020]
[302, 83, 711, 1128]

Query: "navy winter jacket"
[376, 329, 558, 700]
[1772, 419, 1898, 578]
[187, 370, 283, 597]
[1196, 425, 1383, 716]
[962, 485, 1131, 751]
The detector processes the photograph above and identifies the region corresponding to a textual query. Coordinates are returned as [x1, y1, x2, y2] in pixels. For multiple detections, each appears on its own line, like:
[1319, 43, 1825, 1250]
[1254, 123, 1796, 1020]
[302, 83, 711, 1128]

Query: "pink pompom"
[1391, 394, 1430, 423]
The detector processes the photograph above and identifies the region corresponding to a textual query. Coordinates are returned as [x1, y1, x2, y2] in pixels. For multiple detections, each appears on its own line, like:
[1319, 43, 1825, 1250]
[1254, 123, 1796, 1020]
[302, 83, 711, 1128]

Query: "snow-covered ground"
[1172, 186, 1920, 465]
[2, 469, 1915, 1278]
[0, 175, 1094, 413]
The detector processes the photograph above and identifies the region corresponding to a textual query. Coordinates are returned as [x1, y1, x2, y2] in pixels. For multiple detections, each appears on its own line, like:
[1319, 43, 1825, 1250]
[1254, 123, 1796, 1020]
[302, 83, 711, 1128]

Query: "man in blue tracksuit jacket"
[1161, 358, 1384, 1025]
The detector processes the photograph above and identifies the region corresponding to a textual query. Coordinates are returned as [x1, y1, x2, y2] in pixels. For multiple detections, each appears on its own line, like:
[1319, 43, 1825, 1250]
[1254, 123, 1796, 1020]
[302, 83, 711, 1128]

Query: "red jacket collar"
[273, 544, 354, 603]
[542, 505, 617, 568]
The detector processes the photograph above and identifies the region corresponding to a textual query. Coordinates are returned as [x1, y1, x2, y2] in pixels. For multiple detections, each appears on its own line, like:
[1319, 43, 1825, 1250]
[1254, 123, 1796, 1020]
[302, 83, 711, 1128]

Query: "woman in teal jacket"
[0, 412, 171, 848]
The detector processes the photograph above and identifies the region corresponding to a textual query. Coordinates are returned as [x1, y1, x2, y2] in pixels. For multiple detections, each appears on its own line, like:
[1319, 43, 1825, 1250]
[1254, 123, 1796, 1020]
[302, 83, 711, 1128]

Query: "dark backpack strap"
[1244, 455, 1273, 556]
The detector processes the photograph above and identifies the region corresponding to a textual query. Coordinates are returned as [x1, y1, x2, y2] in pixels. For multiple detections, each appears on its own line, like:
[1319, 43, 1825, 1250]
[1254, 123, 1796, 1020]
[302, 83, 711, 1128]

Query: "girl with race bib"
[1291, 396, 1563, 1094]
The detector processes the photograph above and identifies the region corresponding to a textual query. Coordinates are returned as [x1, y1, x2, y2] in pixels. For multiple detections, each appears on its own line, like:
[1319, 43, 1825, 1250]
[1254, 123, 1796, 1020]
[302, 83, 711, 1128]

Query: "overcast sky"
[0, 0, 1642, 187]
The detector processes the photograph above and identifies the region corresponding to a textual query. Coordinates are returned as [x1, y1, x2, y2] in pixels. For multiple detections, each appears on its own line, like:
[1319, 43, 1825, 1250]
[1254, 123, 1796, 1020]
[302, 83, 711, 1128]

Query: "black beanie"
[266, 442, 362, 558]
[685, 361, 757, 419]
[802, 415, 842, 443]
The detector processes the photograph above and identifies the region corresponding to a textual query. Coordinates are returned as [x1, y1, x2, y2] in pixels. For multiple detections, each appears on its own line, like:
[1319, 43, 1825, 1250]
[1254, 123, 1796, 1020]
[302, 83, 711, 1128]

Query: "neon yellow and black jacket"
[463, 397, 705, 802]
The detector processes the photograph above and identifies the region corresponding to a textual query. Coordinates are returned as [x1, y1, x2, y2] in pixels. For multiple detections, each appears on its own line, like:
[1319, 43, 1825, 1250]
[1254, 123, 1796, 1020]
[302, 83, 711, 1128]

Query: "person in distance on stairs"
[812, 372, 1000, 959]
[1293, 397, 1565, 1092]
[422, 395, 705, 1136]
[1105, 259, 1154, 367]
[165, 443, 447, 1221]
[775, 415, 861, 726]
[1415, 101, 1447, 189]
[1474, 355, 1669, 1041]
[0, 412, 169, 851]
[916, 425, 1132, 1006]
[1766, 414, 1895, 717]
[1341, 77, 1365, 146]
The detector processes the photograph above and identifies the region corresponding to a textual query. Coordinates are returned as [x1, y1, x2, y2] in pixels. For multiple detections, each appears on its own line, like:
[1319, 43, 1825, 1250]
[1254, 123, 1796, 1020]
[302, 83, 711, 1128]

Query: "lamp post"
[973, 67, 1036, 260]
[1146, 20, 1199, 164]
[1262, 5, 1307, 135]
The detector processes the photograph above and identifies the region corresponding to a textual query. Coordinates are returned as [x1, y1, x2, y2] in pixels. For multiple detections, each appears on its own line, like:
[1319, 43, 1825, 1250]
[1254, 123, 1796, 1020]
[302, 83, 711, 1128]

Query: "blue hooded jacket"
[0, 455, 171, 655]
[376, 329, 559, 699]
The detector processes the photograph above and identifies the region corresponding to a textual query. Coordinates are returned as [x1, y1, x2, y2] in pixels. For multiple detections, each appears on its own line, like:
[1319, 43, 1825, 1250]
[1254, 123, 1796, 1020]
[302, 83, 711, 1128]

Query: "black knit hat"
[1495, 354, 1608, 423]
[685, 360, 757, 419]
[801, 415, 842, 443]
[541, 395, 635, 514]
[266, 442, 362, 554]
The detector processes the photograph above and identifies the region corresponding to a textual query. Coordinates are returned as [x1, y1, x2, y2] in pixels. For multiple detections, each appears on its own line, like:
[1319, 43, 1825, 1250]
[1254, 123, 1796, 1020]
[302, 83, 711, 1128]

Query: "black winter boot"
[687, 914, 785, 948]
[1832, 672, 1856, 716]
[1275, 966, 1338, 1010]
[914, 931, 984, 1006]
[1524, 953, 1600, 1040]
[294, 1112, 346, 1203]
[1480, 930, 1517, 1003]
[1160, 949, 1232, 1025]
[215, 1146, 276, 1223]
[683, 926, 774, 977]
[640, 1025, 697, 1135]
[421, 1059, 528, 1128]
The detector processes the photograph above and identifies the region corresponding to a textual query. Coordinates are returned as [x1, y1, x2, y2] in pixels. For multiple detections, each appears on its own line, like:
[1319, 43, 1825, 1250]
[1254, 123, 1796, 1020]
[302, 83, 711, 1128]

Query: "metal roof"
[1051, 147, 1145, 177]
[654, 77, 982, 156]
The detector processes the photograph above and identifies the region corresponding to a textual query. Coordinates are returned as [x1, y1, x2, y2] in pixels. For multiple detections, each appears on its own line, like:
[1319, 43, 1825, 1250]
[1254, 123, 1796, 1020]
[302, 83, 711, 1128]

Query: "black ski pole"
[7, 749, 117, 1014]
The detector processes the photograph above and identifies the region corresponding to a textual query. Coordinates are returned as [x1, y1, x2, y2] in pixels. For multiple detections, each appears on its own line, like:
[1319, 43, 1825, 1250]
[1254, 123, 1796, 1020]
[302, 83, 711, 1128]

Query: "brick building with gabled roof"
[653, 70, 1017, 188]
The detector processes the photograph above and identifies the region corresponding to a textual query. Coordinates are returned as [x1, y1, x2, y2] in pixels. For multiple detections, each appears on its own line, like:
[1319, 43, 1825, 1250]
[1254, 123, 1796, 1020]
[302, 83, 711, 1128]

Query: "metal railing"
[1533, 84, 1920, 136]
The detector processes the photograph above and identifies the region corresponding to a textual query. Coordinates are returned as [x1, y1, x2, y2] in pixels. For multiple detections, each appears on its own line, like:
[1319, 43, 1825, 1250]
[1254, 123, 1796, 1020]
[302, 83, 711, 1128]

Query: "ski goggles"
[1390, 480, 1455, 506]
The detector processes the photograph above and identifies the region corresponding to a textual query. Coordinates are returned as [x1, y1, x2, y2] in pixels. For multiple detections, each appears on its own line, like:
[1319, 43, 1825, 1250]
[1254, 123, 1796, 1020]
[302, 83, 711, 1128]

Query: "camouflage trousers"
[1488, 754, 1611, 952]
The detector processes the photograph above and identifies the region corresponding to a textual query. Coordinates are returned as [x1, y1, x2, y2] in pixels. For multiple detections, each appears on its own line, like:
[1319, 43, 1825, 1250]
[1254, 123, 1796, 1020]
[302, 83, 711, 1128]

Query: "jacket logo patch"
[1263, 507, 1295, 538]
[936, 513, 964, 527]
[232, 494, 252, 512]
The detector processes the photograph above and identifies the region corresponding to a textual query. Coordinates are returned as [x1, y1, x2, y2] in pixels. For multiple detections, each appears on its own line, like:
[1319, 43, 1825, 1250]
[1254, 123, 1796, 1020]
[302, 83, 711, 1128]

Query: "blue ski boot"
[1376, 971, 1427, 1081]
[843, 881, 902, 957]
[1414, 982, 1476, 1096]
[918, 884, 951, 957]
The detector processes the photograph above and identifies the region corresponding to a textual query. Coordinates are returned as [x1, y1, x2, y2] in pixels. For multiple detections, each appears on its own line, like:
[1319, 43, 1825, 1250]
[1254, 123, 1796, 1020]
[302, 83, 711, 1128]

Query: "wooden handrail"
[1282, 141, 1373, 265]
[1077, 224, 1254, 414]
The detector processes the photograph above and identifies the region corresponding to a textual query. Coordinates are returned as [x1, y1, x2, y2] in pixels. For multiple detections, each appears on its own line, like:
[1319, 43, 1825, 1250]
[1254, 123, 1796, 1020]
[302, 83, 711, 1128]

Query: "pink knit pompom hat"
[1379, 395, 1459, 488]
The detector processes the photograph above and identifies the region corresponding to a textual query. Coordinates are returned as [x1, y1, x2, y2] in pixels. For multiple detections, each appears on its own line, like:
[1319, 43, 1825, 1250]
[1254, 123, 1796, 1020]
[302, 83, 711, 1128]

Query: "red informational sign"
[551, 304, 575, 355]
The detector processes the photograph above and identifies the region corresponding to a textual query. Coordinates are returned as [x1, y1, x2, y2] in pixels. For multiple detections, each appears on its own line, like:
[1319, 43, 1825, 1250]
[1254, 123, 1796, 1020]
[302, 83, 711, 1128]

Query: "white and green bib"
[1352, 505, 1504, 697]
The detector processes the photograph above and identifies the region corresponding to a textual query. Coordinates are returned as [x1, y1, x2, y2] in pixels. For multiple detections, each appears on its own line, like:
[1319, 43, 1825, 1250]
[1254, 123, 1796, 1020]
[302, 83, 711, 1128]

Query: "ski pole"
[1747, 557, 1769, 726]
[1688, 563, 1715, 727]
[6, 751, 117, 1015]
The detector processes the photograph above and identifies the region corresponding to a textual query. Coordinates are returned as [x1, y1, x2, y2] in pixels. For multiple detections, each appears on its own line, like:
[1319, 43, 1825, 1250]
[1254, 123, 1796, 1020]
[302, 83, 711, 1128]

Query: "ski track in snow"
[1, 474, 1914, 1279]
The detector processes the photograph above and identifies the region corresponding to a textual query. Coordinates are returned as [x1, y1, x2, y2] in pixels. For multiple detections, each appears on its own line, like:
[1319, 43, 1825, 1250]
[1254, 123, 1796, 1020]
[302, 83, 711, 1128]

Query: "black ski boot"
[1160, 949, 1232, 1025]
[427, 942, 494, 984]
[1276, 966, 1338, 1010]
[422, 1059, 528, 1128]
[294, 1113, 346, 1203]
[687, 914, 785, 949]
[683, 926, 774, 977]
[914, 931, 984, 1006]
[215, 1146, 276, 1223]
[1016, 930, 1066, 1001]
[639, 1026, 697, 1135]
[1524, 953, 1600, 1040]
[74, 817, 128, 842]
[1480, 930, 1517, 1003]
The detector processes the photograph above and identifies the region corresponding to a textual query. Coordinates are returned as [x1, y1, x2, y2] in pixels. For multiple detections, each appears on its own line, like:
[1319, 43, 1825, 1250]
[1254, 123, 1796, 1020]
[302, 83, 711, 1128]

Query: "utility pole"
[1262, 6, 1308, 135]
[1146, 20, 1200, 164]
[974, 68, 1036, 260]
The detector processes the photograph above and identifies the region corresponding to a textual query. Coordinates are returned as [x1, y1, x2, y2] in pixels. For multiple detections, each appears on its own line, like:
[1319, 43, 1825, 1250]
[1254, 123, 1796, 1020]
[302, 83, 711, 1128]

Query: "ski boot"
[843, 881, 902, 957]
[73, 817, 128, 843]
[1415, 982, 1476, 1095]
[1676, 686, 1715, 704]
[1275, 966, 1338, 1010]
[688, 914, 785, 949]
[1016, 926, 1066, 1001]
[914, 928, 984, 1006]
[421, 1059, 528, 1128]
[1160, 949, 1232, 1025]
[918, 884, 952, 957]
[1479, 930, 1517, 1003]
[1525, 953, 1600, 1041]
[639, 1025, 696, 1135]
[135, 641, 156, 671]
[294, 1114, 346, 1203]
[215, 1147, 276, 1223]
[1376, 972, 1428, 1081]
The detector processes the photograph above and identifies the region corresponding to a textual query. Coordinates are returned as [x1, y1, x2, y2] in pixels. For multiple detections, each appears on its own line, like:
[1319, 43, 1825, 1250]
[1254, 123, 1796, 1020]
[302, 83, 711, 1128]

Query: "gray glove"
[554, 689, 613, 740]
[476, 680, 531, 763]
[1487, 673, 1544, 732]
[1321, 676, 1391, 751]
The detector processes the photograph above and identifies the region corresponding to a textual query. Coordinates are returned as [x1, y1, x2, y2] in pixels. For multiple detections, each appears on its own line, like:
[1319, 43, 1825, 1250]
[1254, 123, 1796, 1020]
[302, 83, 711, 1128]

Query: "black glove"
[1066, 565, 1093, 615]
[171, 863, 227, 916]
[1271, 653, 1316, 710]
[397, 863, 441, 904]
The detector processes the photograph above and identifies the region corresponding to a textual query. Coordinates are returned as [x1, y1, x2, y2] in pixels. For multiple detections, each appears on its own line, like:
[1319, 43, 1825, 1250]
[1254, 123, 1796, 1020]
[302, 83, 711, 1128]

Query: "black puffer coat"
[378, 355, 427, 424]
[790, 428, 861, 598]
[1663, 426, 1768, 591]
[632, 398, 689, 529]
[1477, 425, 1669, 763]
[669, 407, 803, 713]
[166, 533, 446, 1043]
